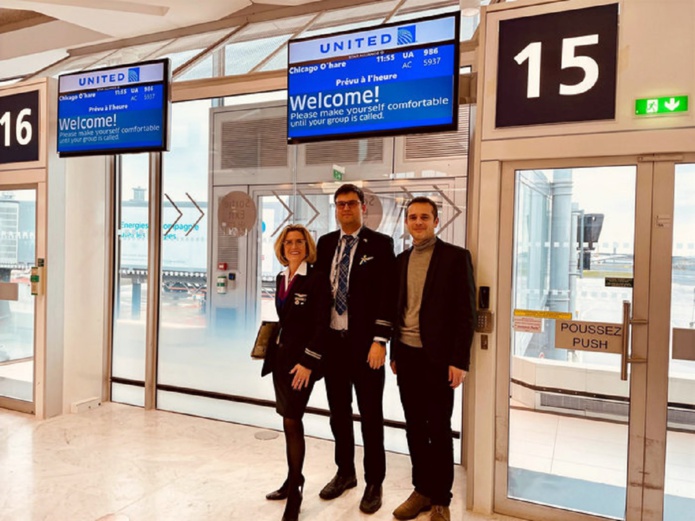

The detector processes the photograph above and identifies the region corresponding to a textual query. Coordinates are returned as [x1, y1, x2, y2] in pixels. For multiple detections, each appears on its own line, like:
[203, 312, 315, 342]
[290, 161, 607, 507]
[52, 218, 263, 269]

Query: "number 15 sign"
[496, 4, 618, 128]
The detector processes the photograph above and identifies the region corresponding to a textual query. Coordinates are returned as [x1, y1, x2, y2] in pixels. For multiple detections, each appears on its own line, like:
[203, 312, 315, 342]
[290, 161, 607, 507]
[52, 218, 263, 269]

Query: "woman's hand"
[290, 364, 312, 390]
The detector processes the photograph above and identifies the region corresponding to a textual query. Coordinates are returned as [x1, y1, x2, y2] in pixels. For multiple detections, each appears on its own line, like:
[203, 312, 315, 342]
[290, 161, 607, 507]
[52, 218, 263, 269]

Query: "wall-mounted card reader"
[476, 311, 494, 333]
[476, 286, 493, 333]
[479, 286, 490, 310]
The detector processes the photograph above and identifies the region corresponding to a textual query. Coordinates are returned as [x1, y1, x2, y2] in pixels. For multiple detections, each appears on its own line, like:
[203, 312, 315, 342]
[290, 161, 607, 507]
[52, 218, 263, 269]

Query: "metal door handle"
[621, 300, 648, 380]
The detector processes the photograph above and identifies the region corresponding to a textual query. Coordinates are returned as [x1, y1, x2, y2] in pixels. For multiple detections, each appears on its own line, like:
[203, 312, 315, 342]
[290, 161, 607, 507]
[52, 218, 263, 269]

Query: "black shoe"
[359, 484, 382, 514]
[266, 479, 289, 501]
[319, 473, 357, 500]
[267, 475, 304, 501]
[281, 482, 304, 521]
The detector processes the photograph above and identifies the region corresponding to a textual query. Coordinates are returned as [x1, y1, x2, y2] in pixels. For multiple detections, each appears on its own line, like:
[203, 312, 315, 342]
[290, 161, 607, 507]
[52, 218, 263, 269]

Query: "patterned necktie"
[335, 235, 356, 315]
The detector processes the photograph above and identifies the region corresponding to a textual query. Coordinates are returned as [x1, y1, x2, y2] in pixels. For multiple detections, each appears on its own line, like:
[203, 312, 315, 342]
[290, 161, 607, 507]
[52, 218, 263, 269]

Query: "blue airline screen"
[287, 14, 459, 143]
[57, 60, 168, 155]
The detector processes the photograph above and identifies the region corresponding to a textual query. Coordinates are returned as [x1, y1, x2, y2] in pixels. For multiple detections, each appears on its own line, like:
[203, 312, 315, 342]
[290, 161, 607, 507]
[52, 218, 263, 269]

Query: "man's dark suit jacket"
[391, 238, 476, 371]
[261, 264, 331, 378]
[316, 227, 395, 361]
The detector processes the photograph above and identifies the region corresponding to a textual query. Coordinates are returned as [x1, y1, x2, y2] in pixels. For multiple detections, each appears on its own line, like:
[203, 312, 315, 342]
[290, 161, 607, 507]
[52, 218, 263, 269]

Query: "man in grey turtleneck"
[390, 197, 476, 521]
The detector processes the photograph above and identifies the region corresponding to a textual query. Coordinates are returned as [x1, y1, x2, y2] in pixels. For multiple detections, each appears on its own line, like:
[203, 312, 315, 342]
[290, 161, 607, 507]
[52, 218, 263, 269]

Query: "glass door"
[0, 189, 36, 411]
[496, 161, 653, 521]
[664, 164, 695, 521]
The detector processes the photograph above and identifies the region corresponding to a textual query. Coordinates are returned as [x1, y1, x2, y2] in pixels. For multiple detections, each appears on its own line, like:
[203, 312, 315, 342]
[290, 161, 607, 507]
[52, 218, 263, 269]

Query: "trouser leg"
[354, 362, 385, 485]
[426, 364, 455, 506]
[325, 359, 356, 477]
[396, 346, 433, 497]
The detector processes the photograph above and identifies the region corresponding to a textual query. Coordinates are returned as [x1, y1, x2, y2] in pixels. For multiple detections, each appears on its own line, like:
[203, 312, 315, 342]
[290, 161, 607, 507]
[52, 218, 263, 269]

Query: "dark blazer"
[391, 238, 476, 371]
[261, 264, 331, 378]
[316, 226, 396, 359]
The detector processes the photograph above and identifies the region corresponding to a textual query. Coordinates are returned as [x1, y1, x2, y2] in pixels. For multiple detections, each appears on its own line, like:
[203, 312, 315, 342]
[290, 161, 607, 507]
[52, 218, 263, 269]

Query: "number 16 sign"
[0, 89, 40, 165]
[495, 4, 618, 128]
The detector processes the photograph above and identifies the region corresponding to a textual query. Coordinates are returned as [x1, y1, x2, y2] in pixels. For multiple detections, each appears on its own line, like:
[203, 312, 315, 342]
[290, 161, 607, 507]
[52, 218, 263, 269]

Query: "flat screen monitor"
[57, 59, 170, 156]
[287, 12, 460, 144]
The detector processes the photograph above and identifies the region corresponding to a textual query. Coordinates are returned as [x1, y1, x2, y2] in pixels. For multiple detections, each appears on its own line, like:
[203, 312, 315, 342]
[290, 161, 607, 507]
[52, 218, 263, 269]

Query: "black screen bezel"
[57, 58, 171, 157]
[286, 11, 461, 145]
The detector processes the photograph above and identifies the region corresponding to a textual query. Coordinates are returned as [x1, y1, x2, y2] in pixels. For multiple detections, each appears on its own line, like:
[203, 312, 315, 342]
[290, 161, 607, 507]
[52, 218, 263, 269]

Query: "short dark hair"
[334, 183, 365, 204]
[406, 196, 438, 220]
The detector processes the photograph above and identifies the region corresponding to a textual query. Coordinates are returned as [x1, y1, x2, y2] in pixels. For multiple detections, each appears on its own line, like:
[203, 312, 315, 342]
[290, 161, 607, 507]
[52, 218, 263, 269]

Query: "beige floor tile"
[0, 403, 521, 521]
[508, 453, 553, 474]
[550, 460, 626, 488]
[664, 478, 695, 499]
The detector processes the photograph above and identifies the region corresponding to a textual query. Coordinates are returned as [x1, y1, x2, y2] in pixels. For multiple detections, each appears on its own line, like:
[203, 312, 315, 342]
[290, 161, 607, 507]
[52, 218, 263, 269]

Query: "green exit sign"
[332, 164, 345, 181]
[635, 95, 689, 116]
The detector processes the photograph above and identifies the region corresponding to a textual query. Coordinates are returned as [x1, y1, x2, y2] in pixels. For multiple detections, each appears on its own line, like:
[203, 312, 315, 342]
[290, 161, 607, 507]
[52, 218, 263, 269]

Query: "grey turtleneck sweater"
[399, 236, 436, 348]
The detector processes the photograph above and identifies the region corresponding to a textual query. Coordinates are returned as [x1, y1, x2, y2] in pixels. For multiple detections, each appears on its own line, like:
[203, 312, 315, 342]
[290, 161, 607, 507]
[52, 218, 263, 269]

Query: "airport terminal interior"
[0, 0, 694, 520]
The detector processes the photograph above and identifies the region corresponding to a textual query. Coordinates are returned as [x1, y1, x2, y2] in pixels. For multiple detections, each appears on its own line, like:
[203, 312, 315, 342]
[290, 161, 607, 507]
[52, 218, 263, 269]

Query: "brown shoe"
[392, 490, 431, 520]
[430, 505, 450, 521]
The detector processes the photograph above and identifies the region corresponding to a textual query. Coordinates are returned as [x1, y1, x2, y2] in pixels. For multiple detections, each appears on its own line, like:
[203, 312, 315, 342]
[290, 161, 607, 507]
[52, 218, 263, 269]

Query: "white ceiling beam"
[0, 19, 109, 60]
[65, 0, 380, 57]
[17, 0, 169, 16]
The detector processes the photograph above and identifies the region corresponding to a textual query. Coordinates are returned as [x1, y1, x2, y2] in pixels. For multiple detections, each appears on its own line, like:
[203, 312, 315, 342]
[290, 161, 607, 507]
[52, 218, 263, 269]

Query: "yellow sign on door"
[514, 309, 572, 320]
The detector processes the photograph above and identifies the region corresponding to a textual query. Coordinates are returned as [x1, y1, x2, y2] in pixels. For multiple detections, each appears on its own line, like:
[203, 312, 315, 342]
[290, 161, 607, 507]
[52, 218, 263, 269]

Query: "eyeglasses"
[335, 201, 361, 209]
[283, 239, 307, 247]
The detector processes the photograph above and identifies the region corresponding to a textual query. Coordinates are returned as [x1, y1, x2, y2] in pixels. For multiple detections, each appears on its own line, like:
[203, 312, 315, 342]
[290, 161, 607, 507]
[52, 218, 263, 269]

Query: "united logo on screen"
[128, 67, 140, 82]
[397, 25, 416, 45]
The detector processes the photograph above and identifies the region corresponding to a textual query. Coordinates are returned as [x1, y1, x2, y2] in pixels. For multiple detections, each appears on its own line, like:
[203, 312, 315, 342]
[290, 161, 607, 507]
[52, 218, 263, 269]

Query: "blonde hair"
[274, 224, 317, 266]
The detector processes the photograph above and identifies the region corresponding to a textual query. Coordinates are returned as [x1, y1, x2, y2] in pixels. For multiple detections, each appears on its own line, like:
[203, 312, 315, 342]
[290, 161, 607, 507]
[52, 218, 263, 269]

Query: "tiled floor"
[0, 403, 520, 521]
[4, 402, 692, 520]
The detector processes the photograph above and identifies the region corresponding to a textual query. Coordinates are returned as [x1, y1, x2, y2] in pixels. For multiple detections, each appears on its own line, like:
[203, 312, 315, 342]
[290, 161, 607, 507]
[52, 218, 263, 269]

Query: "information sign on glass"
[57, 59, 170, 156]
[287, 12, 460, 143]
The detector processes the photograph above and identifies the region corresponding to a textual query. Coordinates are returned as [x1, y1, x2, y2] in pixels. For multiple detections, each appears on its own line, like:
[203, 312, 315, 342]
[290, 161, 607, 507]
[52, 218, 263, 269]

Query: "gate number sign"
[496, 4, 619, 128]
[0, 90, 40, 165]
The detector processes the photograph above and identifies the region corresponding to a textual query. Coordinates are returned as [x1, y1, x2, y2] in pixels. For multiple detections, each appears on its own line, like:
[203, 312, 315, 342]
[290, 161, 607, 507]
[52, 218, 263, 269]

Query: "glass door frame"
[493, 155, 673, 521]
[0, 177, 43, 415]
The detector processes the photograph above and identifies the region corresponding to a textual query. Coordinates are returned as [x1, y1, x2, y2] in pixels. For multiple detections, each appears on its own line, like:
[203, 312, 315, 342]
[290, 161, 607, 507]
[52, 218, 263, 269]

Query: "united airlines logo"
[78, 72, 126, 87]
[319, 33, 393, 54]
[128, 68, 140, 82]
[397, 25, 416, 45]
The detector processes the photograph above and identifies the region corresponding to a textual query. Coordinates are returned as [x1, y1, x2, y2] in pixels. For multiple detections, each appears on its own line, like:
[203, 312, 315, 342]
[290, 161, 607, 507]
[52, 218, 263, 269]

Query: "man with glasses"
[315, 183, 395, 514]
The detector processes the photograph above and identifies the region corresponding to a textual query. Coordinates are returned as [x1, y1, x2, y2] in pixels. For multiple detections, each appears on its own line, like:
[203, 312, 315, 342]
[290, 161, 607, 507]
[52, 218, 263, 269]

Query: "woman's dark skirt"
[272, 345, 315, 420]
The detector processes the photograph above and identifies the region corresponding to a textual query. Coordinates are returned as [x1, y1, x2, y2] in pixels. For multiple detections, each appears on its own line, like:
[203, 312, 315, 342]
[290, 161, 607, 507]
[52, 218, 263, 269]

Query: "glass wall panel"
[665, 164, 695, 521]
[156, 95, 470, 458]
[0, 190, 35, 403]
[225, 36, 292, 75]
[157, 99, 217, 393]
[111, 153, 149, 405]
[175, 56, 214, 82]
[508, 167, 635, 519]
[258, 48, 288, 72]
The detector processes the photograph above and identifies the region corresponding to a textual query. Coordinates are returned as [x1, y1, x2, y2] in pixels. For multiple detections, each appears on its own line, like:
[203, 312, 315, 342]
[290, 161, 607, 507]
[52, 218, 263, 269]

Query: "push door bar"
[621, 300, 647, 380]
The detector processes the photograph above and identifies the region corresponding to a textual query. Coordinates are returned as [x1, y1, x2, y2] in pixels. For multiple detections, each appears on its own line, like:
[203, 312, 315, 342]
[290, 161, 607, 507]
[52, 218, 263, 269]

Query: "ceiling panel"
[0, 8, 54, 34]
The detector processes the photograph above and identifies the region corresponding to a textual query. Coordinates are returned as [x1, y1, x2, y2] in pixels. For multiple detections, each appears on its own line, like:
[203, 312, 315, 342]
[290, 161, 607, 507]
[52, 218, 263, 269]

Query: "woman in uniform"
[262, 224, 331, 521]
